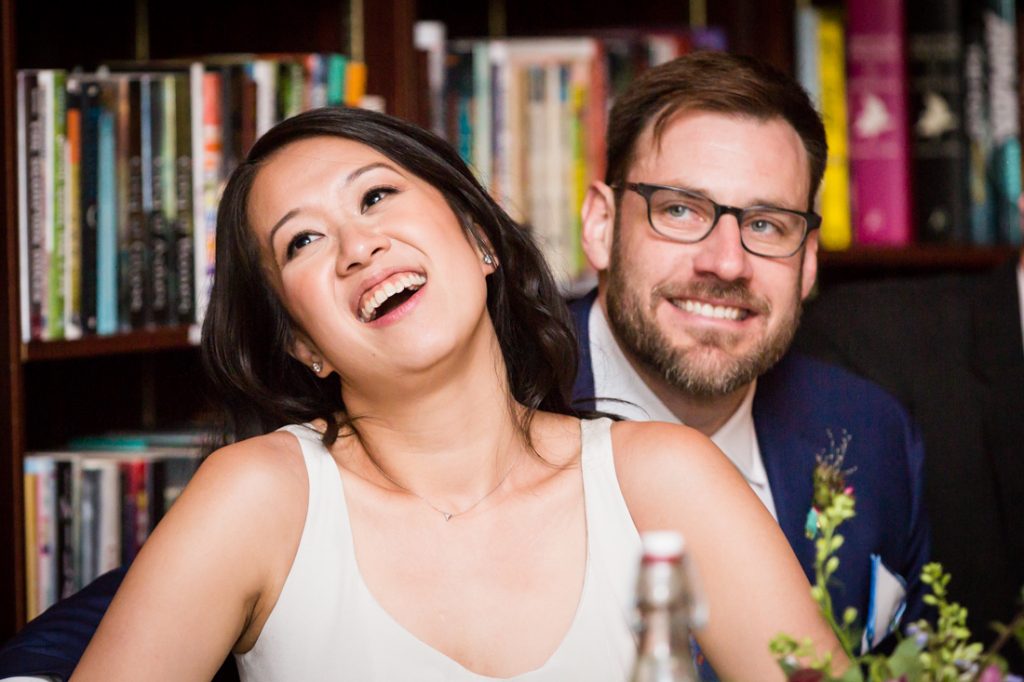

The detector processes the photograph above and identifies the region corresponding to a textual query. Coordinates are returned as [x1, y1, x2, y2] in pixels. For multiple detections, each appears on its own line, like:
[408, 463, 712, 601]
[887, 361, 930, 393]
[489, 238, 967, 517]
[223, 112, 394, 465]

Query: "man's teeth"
[678, 299, 745, 321]
[359, 273, 426, 322]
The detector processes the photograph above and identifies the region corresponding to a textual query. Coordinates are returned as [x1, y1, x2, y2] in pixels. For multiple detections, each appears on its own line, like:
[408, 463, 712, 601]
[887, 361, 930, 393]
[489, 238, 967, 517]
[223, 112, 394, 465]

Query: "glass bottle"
[630, 531, 700, 682]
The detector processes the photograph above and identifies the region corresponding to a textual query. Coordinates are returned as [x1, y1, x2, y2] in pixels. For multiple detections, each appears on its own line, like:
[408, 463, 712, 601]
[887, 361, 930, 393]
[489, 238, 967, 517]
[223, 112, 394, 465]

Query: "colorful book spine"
[817, 7, 853, 250]
[79, 79, 102, 335]
[985, 0, 1023, 246]
[846, 0, 913, 245]
[907, 0, 968, 243]
[64, 84, 83, 339]
[964, 7, 994, 245]
[96, 82, 119, 336]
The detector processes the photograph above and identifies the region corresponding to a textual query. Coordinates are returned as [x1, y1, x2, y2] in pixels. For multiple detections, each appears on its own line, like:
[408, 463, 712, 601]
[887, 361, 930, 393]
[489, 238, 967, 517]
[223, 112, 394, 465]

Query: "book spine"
[23, 464, 38, 619]
[907, 0, 968, 243]
[846, 0, 914, 245]
[985, 0, 1023, 246]
[65, 82, 83, 339]
[48, 71, 68, 339]
[146, 76, 172, 326]
[964, 8, 995, 245]
[124, 77, 147, 329]
[326, 54, 347, 107]
[80, 81, 101, 335]
[172, 74, 196, 325]
[96, 85, 119, 336]
[55, 458, 77, 599]
[193, 70, 222, 328]
[817, 7, 853, 250]
[17, 72, 44, 341]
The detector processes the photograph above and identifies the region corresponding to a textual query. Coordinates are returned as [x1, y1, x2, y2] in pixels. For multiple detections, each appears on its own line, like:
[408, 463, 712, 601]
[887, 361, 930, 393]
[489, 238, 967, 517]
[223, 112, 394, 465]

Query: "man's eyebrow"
[266, 161, 399, 249]
[662, 182, 796, 210]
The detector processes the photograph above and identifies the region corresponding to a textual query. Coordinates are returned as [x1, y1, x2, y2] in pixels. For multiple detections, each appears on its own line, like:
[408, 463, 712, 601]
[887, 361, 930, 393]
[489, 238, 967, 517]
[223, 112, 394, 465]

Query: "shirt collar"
[588, 301, 769, 489]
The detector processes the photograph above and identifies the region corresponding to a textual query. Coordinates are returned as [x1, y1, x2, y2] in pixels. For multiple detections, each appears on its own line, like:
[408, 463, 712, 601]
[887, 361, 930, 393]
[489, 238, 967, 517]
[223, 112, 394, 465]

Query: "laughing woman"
[71, 107, 841, 681]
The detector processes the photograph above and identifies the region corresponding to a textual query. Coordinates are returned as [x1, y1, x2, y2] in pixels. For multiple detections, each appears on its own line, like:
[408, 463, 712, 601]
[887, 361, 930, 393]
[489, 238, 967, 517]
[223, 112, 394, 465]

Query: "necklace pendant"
[442, 511, 453, 522]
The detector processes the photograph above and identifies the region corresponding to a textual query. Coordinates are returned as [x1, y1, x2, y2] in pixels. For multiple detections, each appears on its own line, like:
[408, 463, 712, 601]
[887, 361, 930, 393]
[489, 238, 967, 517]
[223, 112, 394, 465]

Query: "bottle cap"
[640, 530, 685, 561]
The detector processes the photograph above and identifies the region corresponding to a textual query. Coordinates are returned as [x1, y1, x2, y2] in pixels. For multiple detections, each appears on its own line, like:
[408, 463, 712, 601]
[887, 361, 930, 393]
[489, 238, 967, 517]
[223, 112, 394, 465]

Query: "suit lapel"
[753, 358, 819, 577]
[569, 290, 599, 411]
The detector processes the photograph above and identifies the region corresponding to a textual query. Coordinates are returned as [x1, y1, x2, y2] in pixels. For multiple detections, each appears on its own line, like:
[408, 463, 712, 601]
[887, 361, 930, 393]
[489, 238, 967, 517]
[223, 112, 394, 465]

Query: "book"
[907, 0, 968, 243]
[43, 70, 68, 339]
[985, 0, 1023, 246]
[16, 71, 45, 341]
[64, 84, 83, 339]
[171, 74, 196, 325]
[96, 76, 124, 336]
[797, 5, 853, 251]
[77, 78, 102, 335]
[964, 6, 995, 245]
[846, 0, 914, 245]
[123, 76, 148, 330]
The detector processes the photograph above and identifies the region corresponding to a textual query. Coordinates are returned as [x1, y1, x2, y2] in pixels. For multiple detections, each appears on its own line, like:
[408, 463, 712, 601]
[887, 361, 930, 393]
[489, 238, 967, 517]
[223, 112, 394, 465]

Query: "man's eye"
[748, 219, 781, 235]
[361, 186, 397, 212]
[666, 204, 692, 218]
[286, 232, 320, 260]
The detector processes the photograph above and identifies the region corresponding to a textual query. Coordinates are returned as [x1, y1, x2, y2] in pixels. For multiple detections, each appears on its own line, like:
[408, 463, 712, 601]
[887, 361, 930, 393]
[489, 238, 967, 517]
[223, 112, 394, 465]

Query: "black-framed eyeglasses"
[615, 182, 822, 258]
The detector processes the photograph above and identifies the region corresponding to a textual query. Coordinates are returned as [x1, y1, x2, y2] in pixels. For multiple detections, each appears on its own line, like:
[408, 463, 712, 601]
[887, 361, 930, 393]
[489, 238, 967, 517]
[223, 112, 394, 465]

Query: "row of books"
[23, 431, 206, 619]
[16, 53, 368, 343]
[413, 22, 726, 284]
[797, 0, 1024, 249]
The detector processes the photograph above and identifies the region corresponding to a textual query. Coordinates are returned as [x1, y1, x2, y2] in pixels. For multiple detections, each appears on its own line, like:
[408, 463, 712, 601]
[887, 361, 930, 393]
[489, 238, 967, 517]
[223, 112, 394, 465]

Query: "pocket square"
[861, 553, 908, 652]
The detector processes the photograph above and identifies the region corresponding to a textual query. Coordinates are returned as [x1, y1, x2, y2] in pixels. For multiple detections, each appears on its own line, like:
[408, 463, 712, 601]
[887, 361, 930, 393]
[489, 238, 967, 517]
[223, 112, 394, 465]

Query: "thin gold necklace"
[366, 453, 518, 522]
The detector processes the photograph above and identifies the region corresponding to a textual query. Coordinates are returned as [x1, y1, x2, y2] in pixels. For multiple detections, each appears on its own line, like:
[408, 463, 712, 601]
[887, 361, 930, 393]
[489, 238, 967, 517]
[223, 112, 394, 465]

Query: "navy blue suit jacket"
[570, 291, 931, 633]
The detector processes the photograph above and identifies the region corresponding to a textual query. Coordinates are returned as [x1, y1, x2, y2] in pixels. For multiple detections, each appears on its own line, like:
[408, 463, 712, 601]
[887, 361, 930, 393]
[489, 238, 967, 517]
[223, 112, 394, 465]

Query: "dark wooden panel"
[1, 0, 25, 639]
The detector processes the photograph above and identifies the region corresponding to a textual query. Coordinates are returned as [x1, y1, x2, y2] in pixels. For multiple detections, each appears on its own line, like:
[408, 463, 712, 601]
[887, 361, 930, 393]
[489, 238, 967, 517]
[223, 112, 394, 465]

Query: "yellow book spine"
[818, 8, 852, 251]
[24, 469, 37, 620]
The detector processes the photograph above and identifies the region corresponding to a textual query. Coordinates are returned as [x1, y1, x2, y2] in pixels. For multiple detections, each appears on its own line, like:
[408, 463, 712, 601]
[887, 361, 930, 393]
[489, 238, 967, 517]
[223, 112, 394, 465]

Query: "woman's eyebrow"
[266, 162, 399, 249]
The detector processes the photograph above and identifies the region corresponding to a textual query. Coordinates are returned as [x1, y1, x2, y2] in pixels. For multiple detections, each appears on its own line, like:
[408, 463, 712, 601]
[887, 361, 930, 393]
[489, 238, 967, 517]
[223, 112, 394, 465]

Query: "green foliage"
[773, 442, 1024, 682]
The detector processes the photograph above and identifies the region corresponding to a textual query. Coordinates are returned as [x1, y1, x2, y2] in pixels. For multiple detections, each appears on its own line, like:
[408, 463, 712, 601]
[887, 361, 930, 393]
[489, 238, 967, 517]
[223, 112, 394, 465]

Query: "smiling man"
[571, 52, 931, 650]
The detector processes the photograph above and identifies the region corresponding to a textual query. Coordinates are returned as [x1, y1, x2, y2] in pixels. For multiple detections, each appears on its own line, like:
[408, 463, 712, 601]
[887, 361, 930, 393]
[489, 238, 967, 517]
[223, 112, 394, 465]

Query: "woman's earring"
[483, 253, 495, 266]
[312, 361, 323, 374]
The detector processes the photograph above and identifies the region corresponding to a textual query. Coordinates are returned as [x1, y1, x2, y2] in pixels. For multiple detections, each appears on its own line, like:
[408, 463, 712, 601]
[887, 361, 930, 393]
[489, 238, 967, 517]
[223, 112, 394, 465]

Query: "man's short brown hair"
[605, 52, 827, 209]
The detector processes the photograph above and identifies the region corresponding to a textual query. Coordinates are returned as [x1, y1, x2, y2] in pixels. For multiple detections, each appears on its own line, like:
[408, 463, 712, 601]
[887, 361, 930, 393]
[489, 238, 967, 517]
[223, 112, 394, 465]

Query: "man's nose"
[690, 213, 753, 282]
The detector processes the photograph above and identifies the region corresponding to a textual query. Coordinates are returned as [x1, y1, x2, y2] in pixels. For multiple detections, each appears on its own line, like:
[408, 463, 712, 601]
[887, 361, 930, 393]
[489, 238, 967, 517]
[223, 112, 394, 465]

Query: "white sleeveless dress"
[235, 417, 642, 681]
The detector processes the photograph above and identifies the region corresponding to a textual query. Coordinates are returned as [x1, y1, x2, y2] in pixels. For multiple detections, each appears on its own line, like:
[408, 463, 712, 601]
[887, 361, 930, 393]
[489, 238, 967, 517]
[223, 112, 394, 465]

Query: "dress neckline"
[328, 418, 596, 680]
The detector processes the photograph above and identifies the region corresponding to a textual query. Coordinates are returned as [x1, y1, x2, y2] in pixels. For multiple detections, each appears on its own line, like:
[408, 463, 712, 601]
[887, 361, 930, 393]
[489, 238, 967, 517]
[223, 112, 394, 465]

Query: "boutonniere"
[805, 429, 855, 541]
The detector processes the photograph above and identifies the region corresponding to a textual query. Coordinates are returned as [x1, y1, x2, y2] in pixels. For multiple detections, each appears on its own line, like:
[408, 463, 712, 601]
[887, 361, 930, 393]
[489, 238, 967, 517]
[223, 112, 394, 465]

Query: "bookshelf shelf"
[22, 327, 197, 363]
[819, 245, 1018, 272]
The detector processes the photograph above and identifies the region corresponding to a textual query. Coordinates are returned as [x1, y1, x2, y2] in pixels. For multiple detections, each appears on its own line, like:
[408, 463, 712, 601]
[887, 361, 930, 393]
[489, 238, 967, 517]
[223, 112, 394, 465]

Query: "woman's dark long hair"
[201, 106, 580, 450]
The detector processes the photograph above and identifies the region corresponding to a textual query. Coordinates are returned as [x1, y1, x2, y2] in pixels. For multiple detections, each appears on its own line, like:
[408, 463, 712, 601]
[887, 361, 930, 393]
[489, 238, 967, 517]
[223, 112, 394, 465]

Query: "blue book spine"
[96, 110, 118, 335]
[986, 0, 1023, 246]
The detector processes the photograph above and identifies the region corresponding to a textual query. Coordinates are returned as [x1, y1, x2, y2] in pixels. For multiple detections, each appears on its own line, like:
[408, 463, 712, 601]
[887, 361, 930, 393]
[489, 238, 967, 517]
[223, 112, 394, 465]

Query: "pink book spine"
[846, 0, 914, 245]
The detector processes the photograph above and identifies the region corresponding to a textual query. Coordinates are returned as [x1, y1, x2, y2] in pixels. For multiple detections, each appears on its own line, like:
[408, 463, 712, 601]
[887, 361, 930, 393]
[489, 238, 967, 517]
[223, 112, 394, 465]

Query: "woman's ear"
[471, 226, 499, 274]
[290, 331, 334, 377]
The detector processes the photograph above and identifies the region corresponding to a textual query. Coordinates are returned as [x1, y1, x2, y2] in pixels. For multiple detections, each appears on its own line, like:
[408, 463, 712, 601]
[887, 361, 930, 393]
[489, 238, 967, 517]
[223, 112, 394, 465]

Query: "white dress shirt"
[588, 302, 779, 520]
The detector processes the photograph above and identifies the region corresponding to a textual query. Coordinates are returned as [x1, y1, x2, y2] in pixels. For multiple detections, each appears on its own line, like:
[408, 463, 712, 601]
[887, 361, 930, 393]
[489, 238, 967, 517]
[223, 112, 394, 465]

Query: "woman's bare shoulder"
[608, 420, 757, 530]
[169, 429, 310, 537]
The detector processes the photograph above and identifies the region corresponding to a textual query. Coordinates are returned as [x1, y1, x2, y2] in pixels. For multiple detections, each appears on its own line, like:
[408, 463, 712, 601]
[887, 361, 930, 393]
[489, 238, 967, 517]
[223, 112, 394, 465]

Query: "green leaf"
[837, 664, 864, 682]
[886, 635, 926, 679]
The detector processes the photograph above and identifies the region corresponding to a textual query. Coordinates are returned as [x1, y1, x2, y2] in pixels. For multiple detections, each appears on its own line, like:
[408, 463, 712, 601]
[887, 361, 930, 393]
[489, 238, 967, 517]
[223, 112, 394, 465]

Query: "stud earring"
[312, 361, 323, 374]
[483, 253, 495, 266]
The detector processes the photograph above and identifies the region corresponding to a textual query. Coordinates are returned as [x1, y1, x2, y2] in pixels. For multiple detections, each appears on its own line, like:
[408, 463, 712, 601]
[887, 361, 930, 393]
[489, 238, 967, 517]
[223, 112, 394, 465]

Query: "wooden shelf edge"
[818, 245, 1018, 271]
[23, 325, 200, 362]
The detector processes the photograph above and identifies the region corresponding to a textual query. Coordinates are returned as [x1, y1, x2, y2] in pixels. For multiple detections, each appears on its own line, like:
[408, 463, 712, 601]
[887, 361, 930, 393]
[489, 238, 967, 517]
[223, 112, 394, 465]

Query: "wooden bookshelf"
[0, 0, 1017, 648]
[0, 0, 418, 641]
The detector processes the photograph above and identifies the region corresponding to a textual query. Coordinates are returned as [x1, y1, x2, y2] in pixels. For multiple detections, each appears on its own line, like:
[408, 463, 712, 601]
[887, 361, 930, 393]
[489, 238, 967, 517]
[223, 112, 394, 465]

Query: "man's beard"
[605, 239, 803, 400]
